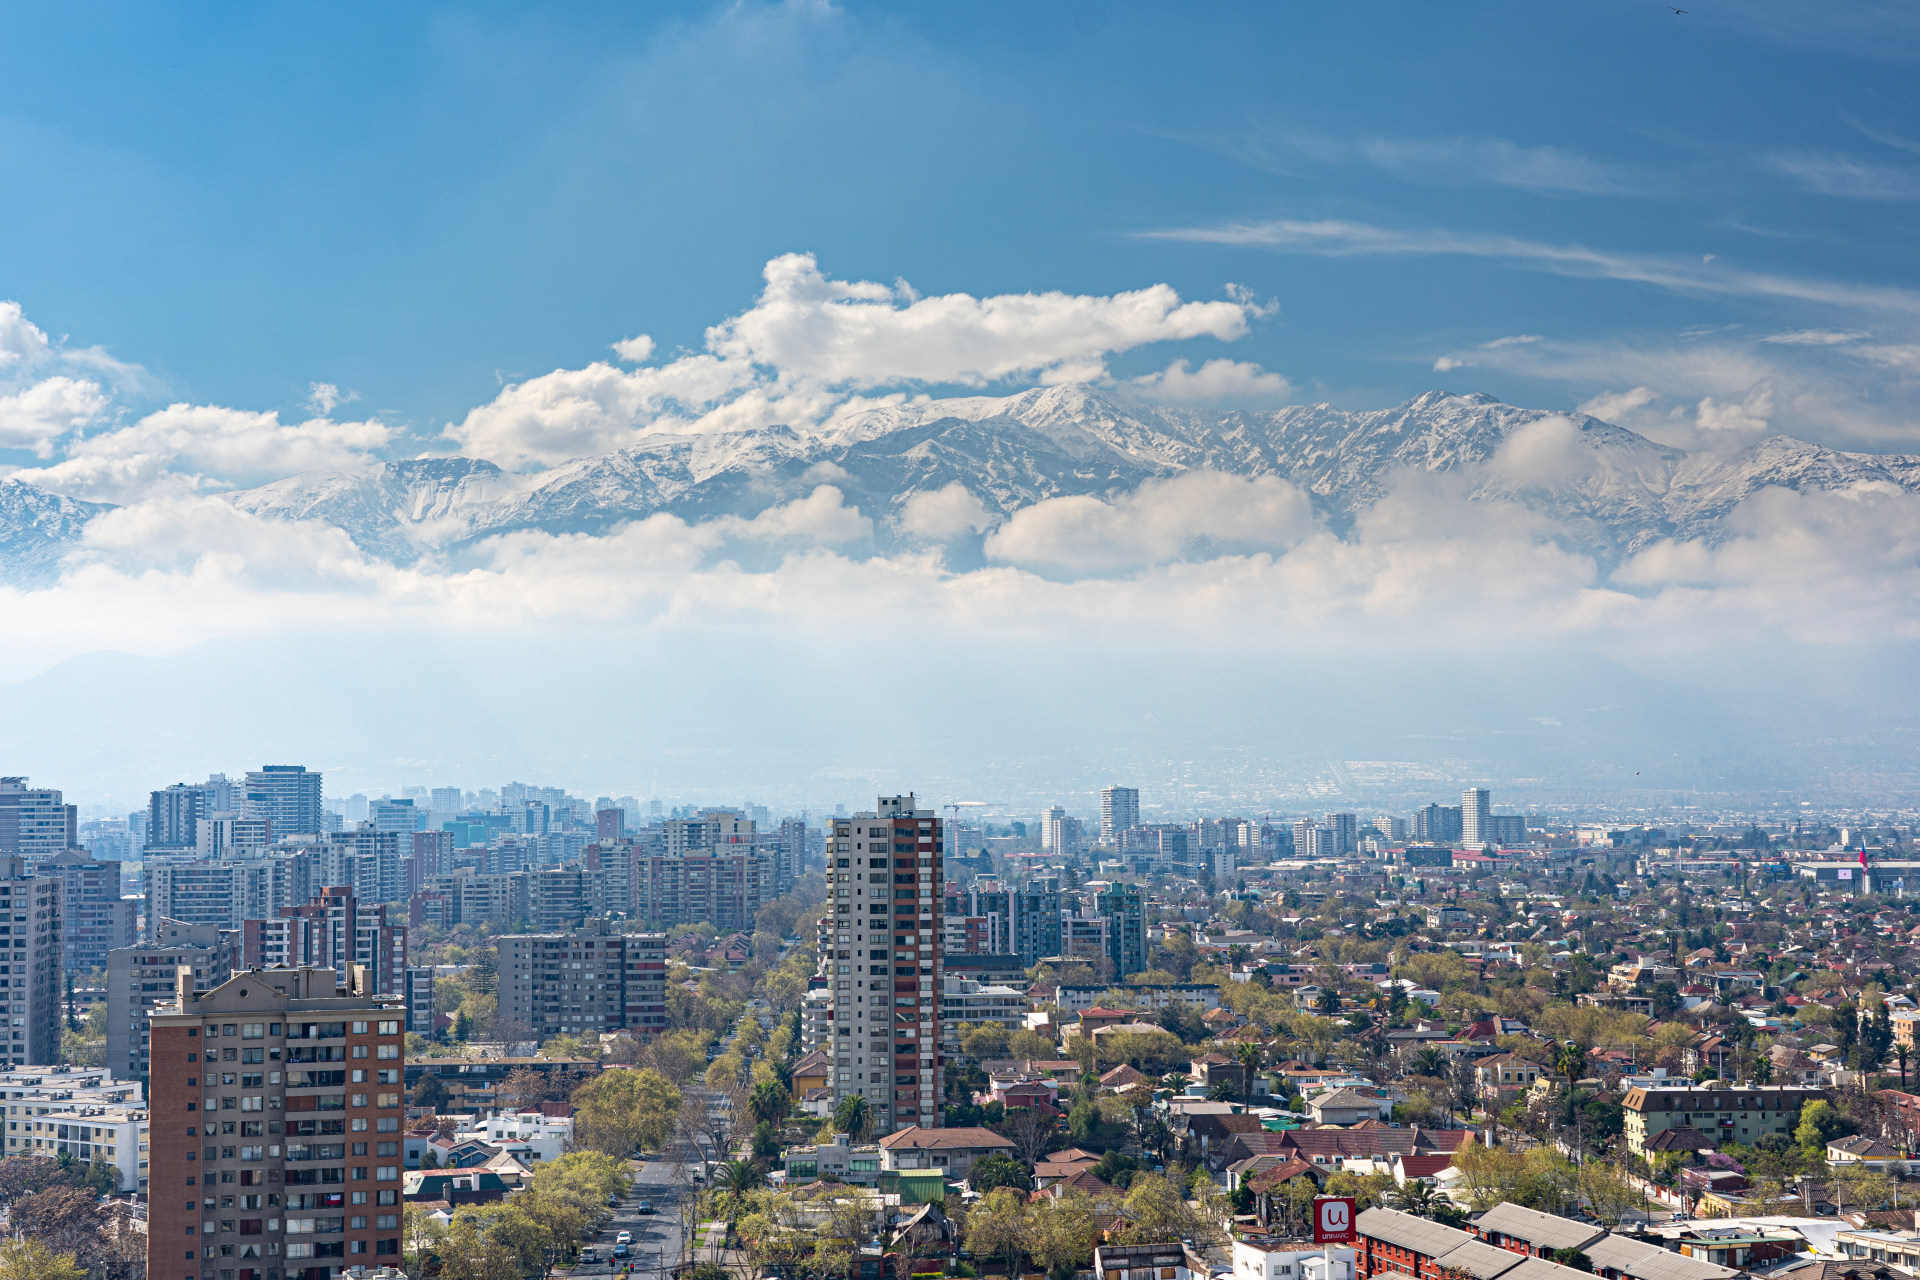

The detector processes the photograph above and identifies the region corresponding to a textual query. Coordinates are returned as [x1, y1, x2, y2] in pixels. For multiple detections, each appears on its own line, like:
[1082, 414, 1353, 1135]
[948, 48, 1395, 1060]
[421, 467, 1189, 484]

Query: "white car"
[616, 1232, 632, 1246]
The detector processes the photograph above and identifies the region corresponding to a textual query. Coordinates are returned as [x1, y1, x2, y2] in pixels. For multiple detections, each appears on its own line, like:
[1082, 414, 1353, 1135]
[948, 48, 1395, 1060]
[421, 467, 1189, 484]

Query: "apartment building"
[0, 1064, 150, 1191]
[146, 966, 407, 1280]
[242, 888, 409, 998]
[629, 813, 770, 932]
[0, 857, 64, 1068]
[1621, 1084, 1830, 1157]
[107, 919, 241, 1082]
[44, 847, 136, 973]
[495, 924, 667, 1043]
[825, 795, 943, 1136]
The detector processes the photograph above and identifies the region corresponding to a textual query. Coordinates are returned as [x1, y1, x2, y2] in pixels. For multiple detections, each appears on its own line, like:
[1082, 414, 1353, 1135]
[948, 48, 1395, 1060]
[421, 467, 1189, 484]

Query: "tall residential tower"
[825, 795, 941, 1135]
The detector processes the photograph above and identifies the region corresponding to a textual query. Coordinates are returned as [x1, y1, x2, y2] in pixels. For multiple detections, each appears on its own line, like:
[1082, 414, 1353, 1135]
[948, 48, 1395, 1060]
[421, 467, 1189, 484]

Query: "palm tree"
[1410, 1046, 1449, 1079]
[747, 1080, 790, 1127]
[1316, 986, 1341, 1015]
[717, 1159, 767, 1195]
[1236, 1041, 1264, 1105]
[1393, 1179, 1439, 1218]
[833, 1092, 873, 1142]
[1556, 1040, 1586, 1093]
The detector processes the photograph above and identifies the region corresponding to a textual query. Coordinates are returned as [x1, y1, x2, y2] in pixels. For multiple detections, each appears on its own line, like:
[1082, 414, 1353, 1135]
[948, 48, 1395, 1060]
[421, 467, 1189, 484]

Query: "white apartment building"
[1100, 787, 1139, 842]
[825, 795, 942, 1135]
[1462, 788, 1492, 847]
[938, 978, 1027, 1058]
[454, 1109, 572, 1164]
[20, 1103, 148, 1193]
[1234, 1241, 1354, 1280]
[0, 1068, 150, 1193]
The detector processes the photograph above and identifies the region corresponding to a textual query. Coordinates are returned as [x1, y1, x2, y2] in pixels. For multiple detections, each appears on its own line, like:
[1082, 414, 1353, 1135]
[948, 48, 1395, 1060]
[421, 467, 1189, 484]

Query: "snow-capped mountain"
[0, 479, 111, 585]
[5, 384, 1919, 583]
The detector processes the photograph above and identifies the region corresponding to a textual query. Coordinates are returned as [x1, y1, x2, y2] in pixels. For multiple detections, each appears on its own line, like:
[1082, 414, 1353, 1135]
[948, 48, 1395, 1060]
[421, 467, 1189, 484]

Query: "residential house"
[1827, 1136, 1907, 1172]
[876, 1126, 1016, 1183]
[1307, 1088, 1392, 1125]
[1236, 1240, 1357, 1280]
[1094, 1242, 1214, 1280]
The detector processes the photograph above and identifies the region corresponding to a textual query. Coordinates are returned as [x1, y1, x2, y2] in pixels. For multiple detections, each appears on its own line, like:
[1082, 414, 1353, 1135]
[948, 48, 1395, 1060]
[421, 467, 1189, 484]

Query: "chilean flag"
[1860, 845, 1871, 871]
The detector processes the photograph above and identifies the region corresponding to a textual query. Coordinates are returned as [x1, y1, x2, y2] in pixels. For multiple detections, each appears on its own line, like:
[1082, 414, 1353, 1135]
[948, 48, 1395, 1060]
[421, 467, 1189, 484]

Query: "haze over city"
[4, 3, 1920, 813]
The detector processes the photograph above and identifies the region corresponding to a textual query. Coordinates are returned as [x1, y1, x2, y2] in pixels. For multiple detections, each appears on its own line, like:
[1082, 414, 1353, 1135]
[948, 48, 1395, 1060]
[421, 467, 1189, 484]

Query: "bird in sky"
[1669, 6, 1687, 12]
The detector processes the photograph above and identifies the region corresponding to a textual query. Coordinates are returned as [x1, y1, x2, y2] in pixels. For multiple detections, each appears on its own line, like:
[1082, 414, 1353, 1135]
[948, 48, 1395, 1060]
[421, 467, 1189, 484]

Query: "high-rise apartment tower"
[1461, 789, 1491, 847]
[1099, 787, 1140, 842]
[825, 795, 942, 1135]
[147, 966, 406, 1280]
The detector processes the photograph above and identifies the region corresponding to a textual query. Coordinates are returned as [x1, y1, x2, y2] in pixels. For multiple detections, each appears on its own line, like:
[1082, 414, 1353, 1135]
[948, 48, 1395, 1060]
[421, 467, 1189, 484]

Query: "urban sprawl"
[3, 771, 1920, 1280]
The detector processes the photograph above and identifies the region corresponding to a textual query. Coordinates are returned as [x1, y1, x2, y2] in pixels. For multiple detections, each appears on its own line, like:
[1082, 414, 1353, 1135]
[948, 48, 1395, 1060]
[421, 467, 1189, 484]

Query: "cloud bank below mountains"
[1, 253, 1920, 803]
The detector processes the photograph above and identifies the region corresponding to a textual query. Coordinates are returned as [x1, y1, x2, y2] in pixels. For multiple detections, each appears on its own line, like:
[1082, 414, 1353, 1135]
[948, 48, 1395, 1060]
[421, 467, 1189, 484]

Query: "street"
[561, 1158, 692, 1280]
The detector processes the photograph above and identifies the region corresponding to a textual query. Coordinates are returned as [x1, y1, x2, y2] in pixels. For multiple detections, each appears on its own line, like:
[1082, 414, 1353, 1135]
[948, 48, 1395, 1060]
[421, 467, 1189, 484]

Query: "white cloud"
[1577, 386, 1657, 424]
[1127, 358, 1292, 406]
[712, 485, 872, 546]
[14, 403, 393, 502]
[1483, 334, 1543, 349]
[0, 377, 110, 456]
[446, 253, 1267, 469]
[1355, 136, 1634, 196]
[1141, 217, 1920, 315]
[306, 383, 358, 415]
[983, 471, 1316, 573]
[611, 335, 655, 363]
[1489, 417, 1600, 487]
[1761, 329, 1870, 345]
[1765, 151, 1920, 201]
[1433, 356, 1468, 373]
[708, 252, 1255, 386]
[0, 303, 51, 369]
[1694, 386, 1773, 433]
[896, 483, 992, 541]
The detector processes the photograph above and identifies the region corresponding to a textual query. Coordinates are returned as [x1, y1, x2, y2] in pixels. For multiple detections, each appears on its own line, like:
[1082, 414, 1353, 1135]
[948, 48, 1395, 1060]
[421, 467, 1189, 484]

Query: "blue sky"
[7, 1, 1920, 807]
[5, 1, 1920, 447]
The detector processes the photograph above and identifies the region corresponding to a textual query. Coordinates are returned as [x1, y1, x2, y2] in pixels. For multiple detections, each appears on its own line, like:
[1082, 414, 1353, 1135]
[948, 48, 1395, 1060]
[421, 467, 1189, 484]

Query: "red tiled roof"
[877, 1126, 1016, 1151]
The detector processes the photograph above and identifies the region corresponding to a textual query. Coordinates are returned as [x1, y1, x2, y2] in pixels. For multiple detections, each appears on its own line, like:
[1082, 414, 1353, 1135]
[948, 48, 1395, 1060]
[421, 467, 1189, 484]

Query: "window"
[351, 1022, 368, 1035]
[241, 1024, 264, 1040]
[376, 1021, 399, 1036]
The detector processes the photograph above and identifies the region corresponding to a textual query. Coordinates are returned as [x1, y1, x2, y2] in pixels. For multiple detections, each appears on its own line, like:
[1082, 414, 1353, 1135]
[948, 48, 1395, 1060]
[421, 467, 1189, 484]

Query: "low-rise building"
[875, 1125, 1015, 1182]
[453, 1109, 573, 1165]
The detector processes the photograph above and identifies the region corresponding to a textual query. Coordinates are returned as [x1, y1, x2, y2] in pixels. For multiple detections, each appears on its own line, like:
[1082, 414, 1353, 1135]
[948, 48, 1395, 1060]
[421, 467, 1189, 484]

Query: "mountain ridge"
[4, 385, 1917, 583]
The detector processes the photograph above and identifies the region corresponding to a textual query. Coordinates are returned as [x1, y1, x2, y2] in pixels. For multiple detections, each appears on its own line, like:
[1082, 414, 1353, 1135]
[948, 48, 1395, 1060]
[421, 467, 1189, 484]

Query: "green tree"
[971, 1152, 1031, 1192]
[833, 1093, 873, 1141]
[1794, 1099, 1854, 1154]
[0, 1238, 85, 1280]
[1029, 1189, 1099, 1280]
[748, 1079, 791, 1127]
[965, 1187, 1031, 1278]
[571, 1067, 682, 1156]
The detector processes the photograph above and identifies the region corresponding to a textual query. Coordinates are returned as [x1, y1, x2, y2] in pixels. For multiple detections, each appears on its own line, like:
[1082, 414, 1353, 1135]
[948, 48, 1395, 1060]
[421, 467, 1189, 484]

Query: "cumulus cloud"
[896, 483, 993, 541]
[983, 471, 1316, 573]
[15, 404, 392, 502]
[1127, 358, 1292, 406]
[0, 377, 110, 456]
[1695, 386, 1773, 433]
[306, 383, 358, 415]
[1433, 355, 1468, 373]
[708, 253, 1254, 386]
[0, 303, 51, 369]
[1577, 386, 1657, 424]
[1489, 417, 1600, 487]
[445, 253, 1266, 469]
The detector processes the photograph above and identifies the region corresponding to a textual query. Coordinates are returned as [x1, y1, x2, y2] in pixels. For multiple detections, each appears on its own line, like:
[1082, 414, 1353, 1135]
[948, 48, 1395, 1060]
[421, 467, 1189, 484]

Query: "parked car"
[581, 1248, 599, 1264]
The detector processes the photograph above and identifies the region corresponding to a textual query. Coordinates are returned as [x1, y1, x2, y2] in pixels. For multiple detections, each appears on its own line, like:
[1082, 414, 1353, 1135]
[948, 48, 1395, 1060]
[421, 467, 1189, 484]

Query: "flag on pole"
[1861, 845, 1871, 871]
